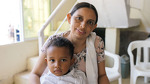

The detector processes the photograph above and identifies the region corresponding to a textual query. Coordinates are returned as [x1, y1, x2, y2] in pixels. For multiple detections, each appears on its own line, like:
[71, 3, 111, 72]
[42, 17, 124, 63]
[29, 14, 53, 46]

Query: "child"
[40, 37, 87, 84]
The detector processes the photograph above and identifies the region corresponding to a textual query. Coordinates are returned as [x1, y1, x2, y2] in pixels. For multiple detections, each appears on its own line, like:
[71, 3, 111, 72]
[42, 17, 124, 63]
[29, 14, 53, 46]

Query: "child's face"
[46, 46, 74, 76]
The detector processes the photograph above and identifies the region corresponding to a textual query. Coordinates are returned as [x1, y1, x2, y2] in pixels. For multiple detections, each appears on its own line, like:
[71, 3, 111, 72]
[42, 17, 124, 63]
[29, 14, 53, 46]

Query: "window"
[0, 0, 23, 45]
[0, 0, 71, 45]
[0, 0, 51, 45]
[23, 0, 51, 39]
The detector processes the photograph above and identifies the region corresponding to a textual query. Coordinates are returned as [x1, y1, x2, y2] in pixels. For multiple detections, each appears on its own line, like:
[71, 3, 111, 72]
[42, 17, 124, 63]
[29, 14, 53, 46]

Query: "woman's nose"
[80, 22, 86, 28]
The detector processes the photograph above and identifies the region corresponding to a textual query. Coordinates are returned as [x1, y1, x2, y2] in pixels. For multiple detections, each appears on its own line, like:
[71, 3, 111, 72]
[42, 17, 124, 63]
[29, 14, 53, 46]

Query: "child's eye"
[50, 59, 55, 62]
[61, 59, 67, 62]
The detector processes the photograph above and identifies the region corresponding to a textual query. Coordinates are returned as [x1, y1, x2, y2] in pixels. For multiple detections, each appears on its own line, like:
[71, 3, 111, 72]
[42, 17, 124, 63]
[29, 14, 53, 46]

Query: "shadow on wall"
[119, 30, 150, 56]
[93, 27, 105, 45]
[93, 28, 150, 58]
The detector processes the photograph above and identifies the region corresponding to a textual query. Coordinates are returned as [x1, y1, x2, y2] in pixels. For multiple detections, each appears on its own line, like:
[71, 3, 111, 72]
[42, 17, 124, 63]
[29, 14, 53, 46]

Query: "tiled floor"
[110, 76, 150, 84]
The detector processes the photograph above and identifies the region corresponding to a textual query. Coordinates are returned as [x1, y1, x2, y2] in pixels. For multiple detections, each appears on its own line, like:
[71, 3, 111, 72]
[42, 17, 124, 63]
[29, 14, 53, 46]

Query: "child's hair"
[47, 37, 74, 59]
[70, 2, 98, 24]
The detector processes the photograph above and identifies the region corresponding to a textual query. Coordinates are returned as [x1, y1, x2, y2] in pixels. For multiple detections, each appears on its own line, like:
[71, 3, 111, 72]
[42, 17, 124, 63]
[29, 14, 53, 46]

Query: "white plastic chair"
[128, 40, 150, 84]
[105, 50, 122, 84]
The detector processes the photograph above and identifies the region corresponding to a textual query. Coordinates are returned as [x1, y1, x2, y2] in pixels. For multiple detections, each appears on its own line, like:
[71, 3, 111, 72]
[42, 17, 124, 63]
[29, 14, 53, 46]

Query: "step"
[14, 71, 30, 84]
[78, 0, 140, 28]
[27, 56, 39, 71]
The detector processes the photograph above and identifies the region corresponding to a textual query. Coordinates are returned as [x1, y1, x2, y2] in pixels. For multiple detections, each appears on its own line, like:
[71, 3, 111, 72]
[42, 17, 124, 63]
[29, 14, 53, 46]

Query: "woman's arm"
[29, 52, 47, 84]
[94, 36, 109, 84]
[98, 61, 110, 84]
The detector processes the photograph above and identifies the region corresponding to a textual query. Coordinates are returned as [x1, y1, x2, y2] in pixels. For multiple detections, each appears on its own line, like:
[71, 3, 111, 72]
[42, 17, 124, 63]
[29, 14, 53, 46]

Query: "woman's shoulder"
[95, 35, 103, 41]
[46, 31, 70, 41]
[95, 35, 104, 47]
[95, 35, 105, 62]
[48, 32, 63, 39]
[41, 31, 69, 52]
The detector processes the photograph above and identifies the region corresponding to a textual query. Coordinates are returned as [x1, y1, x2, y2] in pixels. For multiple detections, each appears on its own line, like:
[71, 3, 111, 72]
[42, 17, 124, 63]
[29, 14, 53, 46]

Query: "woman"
[30, 2, 109, 84]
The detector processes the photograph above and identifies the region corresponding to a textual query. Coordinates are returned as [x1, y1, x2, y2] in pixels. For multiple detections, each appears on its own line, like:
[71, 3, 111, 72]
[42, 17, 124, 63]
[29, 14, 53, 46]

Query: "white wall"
[142, 0, 150, 31]
[129, 0, 150, 33]
[51, 0, 76, 30]
[0, 40, 38, 84]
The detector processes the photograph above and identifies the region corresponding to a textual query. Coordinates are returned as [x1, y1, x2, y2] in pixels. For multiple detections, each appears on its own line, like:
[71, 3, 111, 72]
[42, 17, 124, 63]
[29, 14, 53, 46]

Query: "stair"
[78, 0, 140, 28]
[27, 56, 39, 71]
[14, 71, 30, 84]
[14, 56, 39, 84]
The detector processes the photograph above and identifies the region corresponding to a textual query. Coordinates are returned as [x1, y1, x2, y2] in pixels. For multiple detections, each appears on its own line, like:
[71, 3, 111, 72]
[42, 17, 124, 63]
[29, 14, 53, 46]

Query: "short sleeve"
[94, 36, 105, 63]
[41, 31, 70, 53]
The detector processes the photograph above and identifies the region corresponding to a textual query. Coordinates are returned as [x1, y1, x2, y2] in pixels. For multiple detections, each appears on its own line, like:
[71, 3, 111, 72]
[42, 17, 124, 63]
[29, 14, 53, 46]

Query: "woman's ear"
[92, 24, 97, 31]
[67, 13, 71, 24]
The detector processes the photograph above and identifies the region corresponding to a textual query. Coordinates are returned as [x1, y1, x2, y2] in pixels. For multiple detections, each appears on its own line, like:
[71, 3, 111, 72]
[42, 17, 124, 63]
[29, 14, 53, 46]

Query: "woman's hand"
[29, 52, 47, 84]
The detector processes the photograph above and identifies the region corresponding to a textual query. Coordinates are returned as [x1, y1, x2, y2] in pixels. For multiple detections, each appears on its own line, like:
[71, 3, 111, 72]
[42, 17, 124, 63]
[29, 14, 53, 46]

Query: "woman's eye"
[76, 17, 82, 21]
[61, 59, 67, 62]
[87, 21, 94, 25]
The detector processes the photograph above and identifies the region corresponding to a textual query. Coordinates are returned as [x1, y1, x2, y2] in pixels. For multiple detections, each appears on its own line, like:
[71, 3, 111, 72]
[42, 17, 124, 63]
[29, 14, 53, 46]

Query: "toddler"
[40, 37, 87, 84]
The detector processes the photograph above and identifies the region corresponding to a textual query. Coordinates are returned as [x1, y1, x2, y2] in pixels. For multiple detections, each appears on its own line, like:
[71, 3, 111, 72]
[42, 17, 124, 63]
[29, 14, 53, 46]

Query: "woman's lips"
[77, 29, 85, 35]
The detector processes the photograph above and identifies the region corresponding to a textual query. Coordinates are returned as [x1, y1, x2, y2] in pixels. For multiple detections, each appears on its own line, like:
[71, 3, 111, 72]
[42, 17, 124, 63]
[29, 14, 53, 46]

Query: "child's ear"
[45, 58, 47, 62]
[70, 58, 75, 66]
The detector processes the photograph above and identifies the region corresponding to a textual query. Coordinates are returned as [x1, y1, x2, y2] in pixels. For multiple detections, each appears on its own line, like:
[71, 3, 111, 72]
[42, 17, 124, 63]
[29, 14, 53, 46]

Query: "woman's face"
[67, 8, 97, 40]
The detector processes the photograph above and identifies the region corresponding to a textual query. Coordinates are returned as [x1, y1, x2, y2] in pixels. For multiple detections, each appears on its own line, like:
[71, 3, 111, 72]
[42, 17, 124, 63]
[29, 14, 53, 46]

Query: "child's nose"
[55, 61, 60, 68]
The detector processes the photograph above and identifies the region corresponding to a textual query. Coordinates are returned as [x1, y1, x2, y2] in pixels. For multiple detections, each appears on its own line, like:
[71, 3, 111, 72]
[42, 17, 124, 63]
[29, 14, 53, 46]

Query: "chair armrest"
[105, 50, 120, 72]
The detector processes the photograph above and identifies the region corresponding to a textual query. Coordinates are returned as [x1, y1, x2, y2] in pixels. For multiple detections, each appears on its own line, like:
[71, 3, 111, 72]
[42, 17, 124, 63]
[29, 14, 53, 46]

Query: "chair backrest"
[128, 41, 150, 67]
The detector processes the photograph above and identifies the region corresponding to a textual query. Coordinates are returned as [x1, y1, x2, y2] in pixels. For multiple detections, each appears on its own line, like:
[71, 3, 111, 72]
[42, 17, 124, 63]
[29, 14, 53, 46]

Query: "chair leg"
[133, 76, 137, 84]
[144, 77, 150, 83]
[130, 73, 137, 84]
[118, 77, 122, 84]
